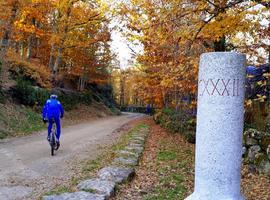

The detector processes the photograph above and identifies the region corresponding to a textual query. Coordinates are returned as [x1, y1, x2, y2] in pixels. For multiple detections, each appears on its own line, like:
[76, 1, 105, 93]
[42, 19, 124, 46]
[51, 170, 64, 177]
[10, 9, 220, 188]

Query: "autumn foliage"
[114, 0, 269, 109]
[0, 0, 113, 90]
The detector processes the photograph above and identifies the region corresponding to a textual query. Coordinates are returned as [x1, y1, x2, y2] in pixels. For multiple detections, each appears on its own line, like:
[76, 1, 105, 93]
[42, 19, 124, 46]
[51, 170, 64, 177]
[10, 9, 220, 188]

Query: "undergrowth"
[0, 104, 45, 139]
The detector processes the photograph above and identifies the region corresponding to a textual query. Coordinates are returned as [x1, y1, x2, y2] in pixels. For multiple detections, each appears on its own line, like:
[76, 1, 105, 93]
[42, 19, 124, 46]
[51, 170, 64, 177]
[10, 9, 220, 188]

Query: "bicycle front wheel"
[50, 134, 55, 156]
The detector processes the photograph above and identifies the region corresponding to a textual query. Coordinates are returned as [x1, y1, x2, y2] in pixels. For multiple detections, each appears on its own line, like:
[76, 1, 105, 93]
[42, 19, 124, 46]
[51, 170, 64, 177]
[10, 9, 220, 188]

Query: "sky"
[110, 29, 132, 69]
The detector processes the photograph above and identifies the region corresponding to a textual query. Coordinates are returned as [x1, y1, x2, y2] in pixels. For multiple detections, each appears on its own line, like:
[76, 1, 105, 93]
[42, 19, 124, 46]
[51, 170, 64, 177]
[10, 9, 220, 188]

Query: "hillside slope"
[0, 100, 117, 140]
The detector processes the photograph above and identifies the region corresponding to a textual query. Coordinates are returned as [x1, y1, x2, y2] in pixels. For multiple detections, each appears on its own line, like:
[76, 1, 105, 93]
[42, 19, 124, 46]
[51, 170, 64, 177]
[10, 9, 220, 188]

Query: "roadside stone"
[248, 145, 261, 163]
[243, 128, 270, 176]
[246, 137, 258, 146]
[254, 153, 266, 165]
[260, 134, 270, 151]
[77, 178, 115, 199]
[113, 157, 138, 166]
[128, 143, 143, 148]
[43, 191, 105, 200]
[97, 166, 135, 183]
[131, 136, 145, 141]
[267, 145, 270, 160]
[254, 153, 270, 175]
[242, 146, 247, 156]
[244, 129, 263, 141]
[129, 139, 144, 144]
[0, 186, 33, 200]
[118, 150, 140, 158]
[125, 146, 144, 154]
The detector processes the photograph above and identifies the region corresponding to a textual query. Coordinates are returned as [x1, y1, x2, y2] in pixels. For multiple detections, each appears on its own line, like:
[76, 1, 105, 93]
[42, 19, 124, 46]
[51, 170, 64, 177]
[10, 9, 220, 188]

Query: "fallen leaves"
[114, 118, 270, 200]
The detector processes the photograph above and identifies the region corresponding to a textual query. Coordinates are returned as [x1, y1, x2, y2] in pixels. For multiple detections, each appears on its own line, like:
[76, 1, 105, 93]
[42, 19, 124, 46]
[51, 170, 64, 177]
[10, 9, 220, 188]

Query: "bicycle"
[48, 119, 59, 156]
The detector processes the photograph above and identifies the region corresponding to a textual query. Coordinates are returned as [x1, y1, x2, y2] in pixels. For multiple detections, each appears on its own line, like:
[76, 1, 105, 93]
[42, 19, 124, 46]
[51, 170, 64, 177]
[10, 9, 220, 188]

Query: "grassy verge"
[0, 104, 46, 139]
[115, 120, 270, 200]
[143, 137, 193, 200]
[9, 107, 45, 135]
[0, 100, 117, 140]
[42, 123, 149, 197]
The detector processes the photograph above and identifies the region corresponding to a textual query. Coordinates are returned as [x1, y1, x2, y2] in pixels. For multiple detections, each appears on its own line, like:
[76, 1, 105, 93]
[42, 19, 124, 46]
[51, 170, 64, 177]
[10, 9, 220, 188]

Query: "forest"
[0, 1, 270, 200]
[112, 0, 270, 110]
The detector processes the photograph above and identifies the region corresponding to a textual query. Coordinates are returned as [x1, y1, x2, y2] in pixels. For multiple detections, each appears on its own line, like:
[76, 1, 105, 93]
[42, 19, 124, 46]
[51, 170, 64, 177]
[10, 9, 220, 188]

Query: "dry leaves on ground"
[114, 119, 270, 200]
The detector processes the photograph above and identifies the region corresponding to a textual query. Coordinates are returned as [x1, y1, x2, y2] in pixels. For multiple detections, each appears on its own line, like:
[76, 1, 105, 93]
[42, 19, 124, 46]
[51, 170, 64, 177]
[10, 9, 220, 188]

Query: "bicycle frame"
[50, 121, 57, 156]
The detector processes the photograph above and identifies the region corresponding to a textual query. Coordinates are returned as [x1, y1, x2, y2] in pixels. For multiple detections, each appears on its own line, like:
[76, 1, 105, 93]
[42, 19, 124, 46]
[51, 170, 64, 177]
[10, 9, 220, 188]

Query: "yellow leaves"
[115, 0, 267, 109]
[7, 51, 51, 88]
[49, 34, 61, 45]
[257, 80, 267, 87]
[201, 12, 251, 40]
[263, 73, 270, 78]
[256, 94, 267, 102]
[246, 99, 253, 107]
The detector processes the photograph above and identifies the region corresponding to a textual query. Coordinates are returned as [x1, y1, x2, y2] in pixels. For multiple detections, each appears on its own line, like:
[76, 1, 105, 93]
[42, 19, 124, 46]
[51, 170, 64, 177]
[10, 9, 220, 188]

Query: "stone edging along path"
[43, 125, 149, 200]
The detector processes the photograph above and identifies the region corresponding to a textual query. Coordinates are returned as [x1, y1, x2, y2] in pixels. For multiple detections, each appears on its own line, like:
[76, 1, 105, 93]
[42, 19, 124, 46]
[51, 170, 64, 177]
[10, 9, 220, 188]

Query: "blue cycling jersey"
[42, 98, 64, 119]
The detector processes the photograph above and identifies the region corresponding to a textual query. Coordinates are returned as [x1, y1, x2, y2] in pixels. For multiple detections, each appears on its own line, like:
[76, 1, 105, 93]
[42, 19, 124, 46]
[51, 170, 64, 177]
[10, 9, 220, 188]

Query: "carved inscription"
[199, 79, 240, 97]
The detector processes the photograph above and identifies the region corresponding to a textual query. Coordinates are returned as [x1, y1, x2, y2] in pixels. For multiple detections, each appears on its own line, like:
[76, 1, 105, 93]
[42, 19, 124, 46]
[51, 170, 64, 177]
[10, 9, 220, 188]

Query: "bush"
[0, 61, 5, 103]
[0, 131, 8, 139]
[13, 78, 95, 111]
[89, 84, 117, 109]
[110, 106, 121, 115]
[81, 91, 93, 105]
[0, 90, 4, 104]
[154, 108, 196, 144]
[14, 78, 50, 106]
[13, 78, 33, 105]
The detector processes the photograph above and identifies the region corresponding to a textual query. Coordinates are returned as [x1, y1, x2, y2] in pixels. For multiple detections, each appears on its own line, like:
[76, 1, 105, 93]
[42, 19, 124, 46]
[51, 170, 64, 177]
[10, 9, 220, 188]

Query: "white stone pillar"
[186, 52, 246, 200]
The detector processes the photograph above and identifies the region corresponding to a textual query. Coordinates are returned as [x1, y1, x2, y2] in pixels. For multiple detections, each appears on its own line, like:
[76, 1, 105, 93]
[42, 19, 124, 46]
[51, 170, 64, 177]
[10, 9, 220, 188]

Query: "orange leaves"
[7, 50, 51, 88]
[0, 0, 113, 90]
[115, 0, 266, 109]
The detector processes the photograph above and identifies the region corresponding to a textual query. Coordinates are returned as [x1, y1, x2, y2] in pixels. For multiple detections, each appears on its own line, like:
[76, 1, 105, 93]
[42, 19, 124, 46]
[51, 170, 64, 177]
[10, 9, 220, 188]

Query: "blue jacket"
[42, 98, 64, 119]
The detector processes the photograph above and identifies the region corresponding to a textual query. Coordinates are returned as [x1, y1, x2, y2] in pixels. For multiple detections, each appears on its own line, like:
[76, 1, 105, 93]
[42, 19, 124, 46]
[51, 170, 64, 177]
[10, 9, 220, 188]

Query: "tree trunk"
[214, 35, 226, 51]
[53, 47, 63, 75]
[26, 35, 33, 60]
[26, 18, 36, 60]
[52, 1, 74, 76]
[0, 1, 19, 88]
[49, 44, 55, 70]
[120, 74, 125, 106]
[78, 75, 87, 91]
[20, 42, 24, 58]
[0, 1, 18, 54]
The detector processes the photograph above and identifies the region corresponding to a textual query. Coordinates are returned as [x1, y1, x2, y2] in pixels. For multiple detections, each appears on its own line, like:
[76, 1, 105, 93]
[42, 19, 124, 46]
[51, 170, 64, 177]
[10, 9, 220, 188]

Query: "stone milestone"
[186, 52, 246, 200]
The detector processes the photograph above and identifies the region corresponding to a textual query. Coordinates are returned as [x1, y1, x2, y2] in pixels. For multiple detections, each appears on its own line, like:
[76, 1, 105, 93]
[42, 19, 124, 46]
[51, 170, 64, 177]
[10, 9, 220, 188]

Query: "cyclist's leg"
[55, 117, 61, 142]
[47, 118, 53, 139]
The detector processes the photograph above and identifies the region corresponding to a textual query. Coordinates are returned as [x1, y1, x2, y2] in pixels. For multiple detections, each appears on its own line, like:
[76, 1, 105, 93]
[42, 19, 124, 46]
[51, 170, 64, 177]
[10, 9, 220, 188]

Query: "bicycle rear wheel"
[50, 123, 56, 156]
[50, 133, 55, 156]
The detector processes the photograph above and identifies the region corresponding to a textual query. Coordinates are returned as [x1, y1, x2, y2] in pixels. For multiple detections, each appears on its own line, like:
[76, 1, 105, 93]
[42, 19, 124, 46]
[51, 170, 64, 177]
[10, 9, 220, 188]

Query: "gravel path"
[0, 113, 143, 200]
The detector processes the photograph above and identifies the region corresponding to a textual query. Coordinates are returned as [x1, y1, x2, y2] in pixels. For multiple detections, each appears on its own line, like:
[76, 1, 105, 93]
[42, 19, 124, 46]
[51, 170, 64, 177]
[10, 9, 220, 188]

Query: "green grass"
[144, 173, 186, 200]
[143, 138, 190, 200]
[157, 150, 177, 161]
[43, 186, 71, 196]
[0, 131, 8, 139]
[0, 105, 46, 139]
[10, 108, 45, 134]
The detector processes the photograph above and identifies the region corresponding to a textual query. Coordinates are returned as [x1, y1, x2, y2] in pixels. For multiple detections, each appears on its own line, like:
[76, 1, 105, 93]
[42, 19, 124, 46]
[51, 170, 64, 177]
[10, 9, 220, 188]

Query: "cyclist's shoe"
[47, 136, 50, 142]
[55, 141, 60, 150]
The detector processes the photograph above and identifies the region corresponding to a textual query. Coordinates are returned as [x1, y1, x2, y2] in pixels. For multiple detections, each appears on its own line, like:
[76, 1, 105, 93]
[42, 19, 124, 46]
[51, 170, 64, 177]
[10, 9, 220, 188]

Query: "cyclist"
[42, 94, 64, 149]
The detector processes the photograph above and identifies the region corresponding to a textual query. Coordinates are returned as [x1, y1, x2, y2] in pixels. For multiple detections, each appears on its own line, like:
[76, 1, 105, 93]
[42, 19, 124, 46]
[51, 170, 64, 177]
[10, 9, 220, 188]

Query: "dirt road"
[0, 113, 144, 200]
